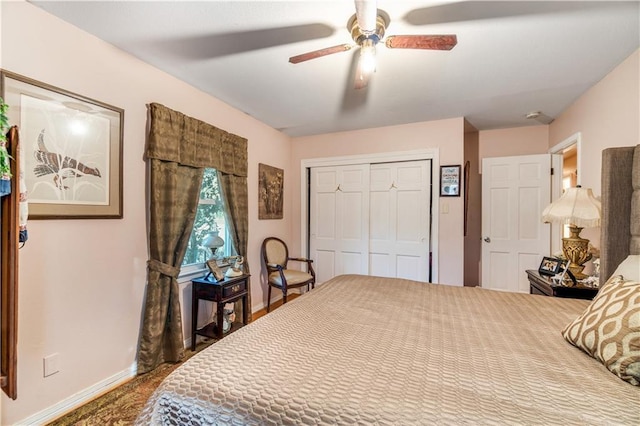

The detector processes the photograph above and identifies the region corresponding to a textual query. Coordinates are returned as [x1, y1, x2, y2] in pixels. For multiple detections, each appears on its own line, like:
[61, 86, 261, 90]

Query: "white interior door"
[309, 165, 369, 284]
[481, 154, 554, 292]
[369, 161, 431, 281]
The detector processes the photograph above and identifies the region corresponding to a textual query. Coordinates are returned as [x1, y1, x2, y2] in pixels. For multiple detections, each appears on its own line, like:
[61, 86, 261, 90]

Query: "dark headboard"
[600, 144, 640, 285]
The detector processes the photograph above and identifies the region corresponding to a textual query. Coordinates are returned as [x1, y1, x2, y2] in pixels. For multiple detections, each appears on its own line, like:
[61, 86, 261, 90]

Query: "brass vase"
[562, 225, 592, 280]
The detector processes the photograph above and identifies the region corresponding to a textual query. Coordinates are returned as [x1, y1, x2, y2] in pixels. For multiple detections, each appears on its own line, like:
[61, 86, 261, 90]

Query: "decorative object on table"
[202, 225, 224, 260]
[225, 256, 244, 278]
[222, 302, 236, 333]
[541, 185, 601, 280]
[440, 165, 460, 197]
[206, 259, 225, 282]
[592, 258, 600, 278]
[538, 256, 563, 276]
[258, 163, 284, 219]
[552, 260, 577, 287]
[0, 71, 123, 219]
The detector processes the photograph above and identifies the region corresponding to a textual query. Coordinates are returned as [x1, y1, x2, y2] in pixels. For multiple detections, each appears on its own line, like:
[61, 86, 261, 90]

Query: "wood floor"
[251, 293, 299, 321]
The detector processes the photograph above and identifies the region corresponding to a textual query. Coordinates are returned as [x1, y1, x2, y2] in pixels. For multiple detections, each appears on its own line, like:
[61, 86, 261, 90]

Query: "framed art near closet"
[0, 70, 123, 219]
[440, 165, 461, 197]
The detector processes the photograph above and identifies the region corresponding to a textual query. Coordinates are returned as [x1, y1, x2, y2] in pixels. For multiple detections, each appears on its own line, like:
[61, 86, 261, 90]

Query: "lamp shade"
[541, 186, 601, 228]
[202, 230, 224, 252]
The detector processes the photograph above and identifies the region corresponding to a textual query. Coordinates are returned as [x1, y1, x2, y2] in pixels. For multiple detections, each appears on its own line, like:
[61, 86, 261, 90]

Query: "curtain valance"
[147, 103, 247, 176]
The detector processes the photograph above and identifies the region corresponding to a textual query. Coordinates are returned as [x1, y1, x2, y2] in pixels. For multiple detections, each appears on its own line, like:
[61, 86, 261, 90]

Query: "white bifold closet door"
[309, 160, 431, 284]
[309, 164, 370, 284]
[369, 161, 431, 282]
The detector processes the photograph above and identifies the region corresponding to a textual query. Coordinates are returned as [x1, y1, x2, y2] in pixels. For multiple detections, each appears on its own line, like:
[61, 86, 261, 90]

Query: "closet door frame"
[301, 149, 440, 283]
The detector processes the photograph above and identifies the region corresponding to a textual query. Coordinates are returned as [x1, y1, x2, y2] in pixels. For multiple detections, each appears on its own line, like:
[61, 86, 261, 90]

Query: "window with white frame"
[181, 168, 232, 274]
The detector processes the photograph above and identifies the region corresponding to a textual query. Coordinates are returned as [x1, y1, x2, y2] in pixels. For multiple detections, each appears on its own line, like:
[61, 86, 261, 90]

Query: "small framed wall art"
[440, 165, 461, 197]
[0, 71, 123, 219]
[258, 163, 283, 219]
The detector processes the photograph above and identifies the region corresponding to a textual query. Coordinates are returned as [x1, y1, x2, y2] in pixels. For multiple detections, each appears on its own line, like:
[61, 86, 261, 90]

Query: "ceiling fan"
[289, 0, 457, 89]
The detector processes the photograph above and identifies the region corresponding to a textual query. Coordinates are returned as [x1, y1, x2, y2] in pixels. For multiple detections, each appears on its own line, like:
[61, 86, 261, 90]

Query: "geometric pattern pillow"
[562, 275, 640, 386]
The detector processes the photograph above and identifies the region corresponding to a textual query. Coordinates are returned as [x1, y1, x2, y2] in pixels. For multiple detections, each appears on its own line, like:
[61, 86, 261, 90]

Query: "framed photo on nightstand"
[538, 256, 563, 276]
[206, 259, 225, 281]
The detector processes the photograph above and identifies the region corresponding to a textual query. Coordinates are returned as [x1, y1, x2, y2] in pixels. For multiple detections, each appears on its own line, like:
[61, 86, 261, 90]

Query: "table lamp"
[202, 226, 224, 260]
[541, 185, 601, 280]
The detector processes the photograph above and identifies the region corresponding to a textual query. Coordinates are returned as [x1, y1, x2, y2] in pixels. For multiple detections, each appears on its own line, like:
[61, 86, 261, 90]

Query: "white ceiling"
[31, 1, 640, 137]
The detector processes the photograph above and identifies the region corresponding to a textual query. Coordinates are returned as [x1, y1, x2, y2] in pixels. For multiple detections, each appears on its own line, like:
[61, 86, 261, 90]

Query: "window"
[181, 169, 232, 275]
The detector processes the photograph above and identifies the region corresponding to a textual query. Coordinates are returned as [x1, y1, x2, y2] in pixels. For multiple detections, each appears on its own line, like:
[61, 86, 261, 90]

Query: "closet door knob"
[483, 237, 491, 243]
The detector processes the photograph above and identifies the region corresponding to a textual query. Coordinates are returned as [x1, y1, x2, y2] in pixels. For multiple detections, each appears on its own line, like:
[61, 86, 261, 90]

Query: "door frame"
[300, 149, 440, 283]
[549, 132, 582, 256]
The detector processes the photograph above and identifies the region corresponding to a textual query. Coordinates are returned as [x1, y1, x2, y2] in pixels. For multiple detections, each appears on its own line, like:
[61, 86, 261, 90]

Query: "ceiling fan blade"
[385, 35, 457, 50]
[289, 44, 352, 64]
[354, 0, 377, 33]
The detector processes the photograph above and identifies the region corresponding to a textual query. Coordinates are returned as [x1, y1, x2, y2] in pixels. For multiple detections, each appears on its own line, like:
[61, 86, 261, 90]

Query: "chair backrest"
[262, 237, 289, 269]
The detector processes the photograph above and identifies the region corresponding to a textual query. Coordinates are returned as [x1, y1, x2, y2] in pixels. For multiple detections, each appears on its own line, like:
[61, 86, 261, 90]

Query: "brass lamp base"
[562, 225, 592, 280]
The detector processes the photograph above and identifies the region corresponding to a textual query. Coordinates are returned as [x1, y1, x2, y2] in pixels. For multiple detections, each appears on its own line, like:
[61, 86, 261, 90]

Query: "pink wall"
[548, 48, 639, 248]
[479, 125, 550, 161]
[1, 2, 294, 423]
[291, 118, 466, 285]
[550, 49, 639, 195]
[2, 0, 637, 422]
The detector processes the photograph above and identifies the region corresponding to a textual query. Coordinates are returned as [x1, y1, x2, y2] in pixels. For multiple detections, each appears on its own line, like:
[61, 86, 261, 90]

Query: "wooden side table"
[191, 274, 250, 350]
[526, 270, 598, 300]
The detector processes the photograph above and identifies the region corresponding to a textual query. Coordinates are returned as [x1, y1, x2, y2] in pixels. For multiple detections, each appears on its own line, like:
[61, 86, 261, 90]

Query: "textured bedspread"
[136, 275, 639, 425]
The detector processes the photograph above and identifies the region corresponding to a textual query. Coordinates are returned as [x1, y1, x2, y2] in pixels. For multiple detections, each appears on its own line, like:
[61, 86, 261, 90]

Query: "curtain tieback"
[147, 259, 180, 279]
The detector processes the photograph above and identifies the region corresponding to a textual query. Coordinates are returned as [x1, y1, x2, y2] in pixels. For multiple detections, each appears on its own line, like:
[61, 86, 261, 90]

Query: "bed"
[137, 146, 640, 425]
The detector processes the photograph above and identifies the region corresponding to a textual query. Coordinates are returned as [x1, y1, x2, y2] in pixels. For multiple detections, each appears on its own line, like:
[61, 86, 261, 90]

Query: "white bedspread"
[136, 274, 639, 425]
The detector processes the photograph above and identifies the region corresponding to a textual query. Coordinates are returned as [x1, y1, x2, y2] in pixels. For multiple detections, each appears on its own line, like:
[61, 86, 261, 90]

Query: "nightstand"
[526, 270, 598, 300]
[191, 274, 250, 350]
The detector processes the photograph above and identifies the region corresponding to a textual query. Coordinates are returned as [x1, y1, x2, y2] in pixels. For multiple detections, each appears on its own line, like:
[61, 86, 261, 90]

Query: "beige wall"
[2, 0, 638, 422]
[1, 2, 293, 424]
[548, 48, 640, 248]
[550, 49, 639, 195]
[479, 125, 550, 162]
[291, 118, 466, 286]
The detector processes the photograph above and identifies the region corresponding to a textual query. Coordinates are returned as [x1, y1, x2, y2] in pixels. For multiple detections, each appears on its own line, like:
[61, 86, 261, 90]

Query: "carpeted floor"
[47, 339, 216, 426]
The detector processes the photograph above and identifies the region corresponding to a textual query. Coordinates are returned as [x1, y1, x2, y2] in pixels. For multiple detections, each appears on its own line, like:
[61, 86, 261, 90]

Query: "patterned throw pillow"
[562, 275, 640, 386]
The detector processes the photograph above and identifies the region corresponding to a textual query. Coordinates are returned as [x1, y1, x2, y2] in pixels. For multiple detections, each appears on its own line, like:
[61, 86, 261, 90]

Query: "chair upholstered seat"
[268, 269, 314, 286]
[262, 237, 315, 312]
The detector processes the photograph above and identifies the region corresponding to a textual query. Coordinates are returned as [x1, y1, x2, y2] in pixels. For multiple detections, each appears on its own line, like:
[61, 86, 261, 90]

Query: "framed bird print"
[0, 71, 123, 219]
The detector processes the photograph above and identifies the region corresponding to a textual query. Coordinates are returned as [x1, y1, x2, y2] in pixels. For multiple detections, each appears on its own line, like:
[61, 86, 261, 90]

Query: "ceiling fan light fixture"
[359, 39, 377, 75]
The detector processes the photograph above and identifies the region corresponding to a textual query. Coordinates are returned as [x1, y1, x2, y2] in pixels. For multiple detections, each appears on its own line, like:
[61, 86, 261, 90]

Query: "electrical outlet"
[43, 353, 59, 377]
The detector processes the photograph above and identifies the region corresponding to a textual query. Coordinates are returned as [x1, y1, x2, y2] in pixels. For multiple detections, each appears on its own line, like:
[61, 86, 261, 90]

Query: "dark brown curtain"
[137, 103, 248, 374]
[219, 173, 251, 322]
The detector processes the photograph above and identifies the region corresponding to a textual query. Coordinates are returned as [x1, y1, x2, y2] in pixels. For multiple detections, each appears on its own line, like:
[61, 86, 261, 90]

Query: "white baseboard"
[17, 363, 137, 426]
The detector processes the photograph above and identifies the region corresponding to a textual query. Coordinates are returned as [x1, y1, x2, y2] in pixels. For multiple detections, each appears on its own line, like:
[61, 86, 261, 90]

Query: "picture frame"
[0, 70, 123, 219]
[538, 256, 563, 276]
[440, 165, 461, 197]
[206, 259, 225, 282]
[258, 163, 284, 220]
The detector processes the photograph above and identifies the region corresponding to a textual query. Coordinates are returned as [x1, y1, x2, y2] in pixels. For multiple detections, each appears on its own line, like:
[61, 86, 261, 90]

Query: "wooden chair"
[262, 237, 315, 312]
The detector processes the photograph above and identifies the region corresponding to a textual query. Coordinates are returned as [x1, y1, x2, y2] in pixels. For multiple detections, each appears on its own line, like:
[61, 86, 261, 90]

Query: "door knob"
[484, 237, 491, 243]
